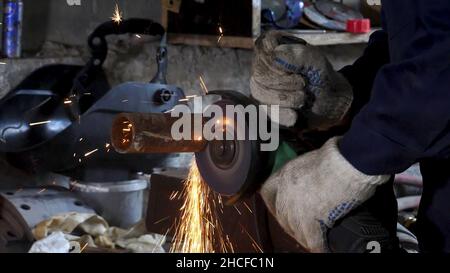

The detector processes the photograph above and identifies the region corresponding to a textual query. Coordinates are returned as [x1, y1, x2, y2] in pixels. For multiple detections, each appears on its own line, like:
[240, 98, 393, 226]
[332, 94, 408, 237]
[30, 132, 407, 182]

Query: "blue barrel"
[2, 0, 23, 58]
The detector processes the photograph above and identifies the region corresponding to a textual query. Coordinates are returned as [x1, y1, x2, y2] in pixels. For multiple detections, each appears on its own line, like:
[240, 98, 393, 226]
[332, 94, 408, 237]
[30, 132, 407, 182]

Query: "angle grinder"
[111, 90, 399, 252]
[111, 91, 282, 203]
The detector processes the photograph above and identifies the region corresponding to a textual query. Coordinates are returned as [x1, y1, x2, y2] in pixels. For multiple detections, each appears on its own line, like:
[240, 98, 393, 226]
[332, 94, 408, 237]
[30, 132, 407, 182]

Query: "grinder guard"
[195, 91, 272, 204]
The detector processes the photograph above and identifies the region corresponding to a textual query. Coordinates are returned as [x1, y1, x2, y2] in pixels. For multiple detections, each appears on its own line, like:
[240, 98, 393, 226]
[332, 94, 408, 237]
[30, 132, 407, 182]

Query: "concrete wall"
[22, 0, 162, 51]
[2, 40, 364, 99]
[100, 41, 364, 97]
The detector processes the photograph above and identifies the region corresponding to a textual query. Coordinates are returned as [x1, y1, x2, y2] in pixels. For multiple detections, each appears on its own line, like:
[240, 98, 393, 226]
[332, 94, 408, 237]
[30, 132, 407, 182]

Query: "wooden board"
[162, 0, 261, 49]
[165, 30, 373, 49]
[289, 30, 376, 46]
[167, 34, 254, 49]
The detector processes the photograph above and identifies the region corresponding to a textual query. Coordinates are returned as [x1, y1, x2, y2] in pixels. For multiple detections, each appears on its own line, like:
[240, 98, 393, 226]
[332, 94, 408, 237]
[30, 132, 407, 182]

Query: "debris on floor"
[30, 212, 165, 253]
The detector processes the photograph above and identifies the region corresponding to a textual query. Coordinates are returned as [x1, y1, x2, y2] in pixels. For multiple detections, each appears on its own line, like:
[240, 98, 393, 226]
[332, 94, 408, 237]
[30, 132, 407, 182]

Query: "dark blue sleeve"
[339, 30, 390, 117]
[340, 1, 450, 175]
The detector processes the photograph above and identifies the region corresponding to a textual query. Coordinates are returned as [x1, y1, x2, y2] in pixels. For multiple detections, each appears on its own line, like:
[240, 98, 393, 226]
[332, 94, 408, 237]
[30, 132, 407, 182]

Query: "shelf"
[167, 34, 254, 49]
[167, 30, 376, 49]
[288, 30, 376, 46]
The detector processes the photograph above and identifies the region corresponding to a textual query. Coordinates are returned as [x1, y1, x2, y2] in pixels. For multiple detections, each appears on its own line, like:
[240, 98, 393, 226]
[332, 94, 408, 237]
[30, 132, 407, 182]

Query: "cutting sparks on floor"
[170, 160, 234, 253]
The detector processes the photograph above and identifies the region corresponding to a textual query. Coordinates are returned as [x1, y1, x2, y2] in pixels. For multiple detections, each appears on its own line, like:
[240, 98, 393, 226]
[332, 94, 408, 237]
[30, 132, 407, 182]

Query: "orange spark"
[80, 243, 88, 253]
[241, 225, 263, 253]
[217, 26, 224, 44]
[111, 3, 123, 24]
[84, 149, 99, 157]
[29, 121, 51, 127]
[170, 160, 233, 253]
[154, 216, 170, 225]
[199, 76, 209, 94]
[233, 205, 242, 215]
[169, 191, 179, 200]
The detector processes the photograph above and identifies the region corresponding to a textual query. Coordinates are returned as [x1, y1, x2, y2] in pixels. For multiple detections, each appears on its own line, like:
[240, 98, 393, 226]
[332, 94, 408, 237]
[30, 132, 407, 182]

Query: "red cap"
[346, 19, 371, 34]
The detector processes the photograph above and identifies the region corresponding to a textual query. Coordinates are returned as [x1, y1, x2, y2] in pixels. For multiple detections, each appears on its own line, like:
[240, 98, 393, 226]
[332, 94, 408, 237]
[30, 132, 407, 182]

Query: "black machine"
[0, 19, 186, 181]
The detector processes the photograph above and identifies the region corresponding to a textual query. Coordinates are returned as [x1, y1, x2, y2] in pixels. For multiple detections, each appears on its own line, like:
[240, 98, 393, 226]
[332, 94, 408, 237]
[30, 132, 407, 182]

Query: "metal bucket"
[70, 179, 148, 228]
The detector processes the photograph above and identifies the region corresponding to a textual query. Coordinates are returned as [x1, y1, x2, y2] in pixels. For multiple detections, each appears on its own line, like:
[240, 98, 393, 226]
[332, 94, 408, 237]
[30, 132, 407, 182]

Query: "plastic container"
[346, 19, 371, 34]
[70, 179, 148, 228]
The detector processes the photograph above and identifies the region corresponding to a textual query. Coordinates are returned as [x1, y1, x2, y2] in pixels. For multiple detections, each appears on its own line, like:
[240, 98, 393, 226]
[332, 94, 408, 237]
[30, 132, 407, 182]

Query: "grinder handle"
[87, 18, 165, 67]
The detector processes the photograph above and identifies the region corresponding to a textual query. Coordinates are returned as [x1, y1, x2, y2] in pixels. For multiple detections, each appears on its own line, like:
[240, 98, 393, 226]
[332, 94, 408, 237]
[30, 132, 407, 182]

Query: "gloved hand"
[260, 137, 390, 252]
[250, 31, 353, 130]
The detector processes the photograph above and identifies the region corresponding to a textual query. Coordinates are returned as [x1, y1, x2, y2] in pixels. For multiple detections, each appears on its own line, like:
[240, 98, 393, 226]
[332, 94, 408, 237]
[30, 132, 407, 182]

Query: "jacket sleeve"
[340, 1, 450, 175]
[339, 30, 390, 117]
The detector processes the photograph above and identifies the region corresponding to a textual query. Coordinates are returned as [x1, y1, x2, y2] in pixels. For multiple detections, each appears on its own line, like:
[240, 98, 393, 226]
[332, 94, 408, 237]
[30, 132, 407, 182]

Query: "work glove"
[250, 31, 353, 129]
[260, 137, 390, 252]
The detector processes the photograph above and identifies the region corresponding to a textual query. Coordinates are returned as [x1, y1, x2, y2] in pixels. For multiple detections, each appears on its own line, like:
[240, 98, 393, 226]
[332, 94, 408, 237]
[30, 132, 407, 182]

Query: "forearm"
[341, 1, 450, 175]
[339, 30, 390, 117]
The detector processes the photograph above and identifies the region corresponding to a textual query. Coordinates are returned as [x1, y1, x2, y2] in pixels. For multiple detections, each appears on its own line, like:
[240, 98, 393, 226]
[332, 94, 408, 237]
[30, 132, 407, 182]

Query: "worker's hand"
[259, 137, 389, 252]
[250, 31, 353, 130]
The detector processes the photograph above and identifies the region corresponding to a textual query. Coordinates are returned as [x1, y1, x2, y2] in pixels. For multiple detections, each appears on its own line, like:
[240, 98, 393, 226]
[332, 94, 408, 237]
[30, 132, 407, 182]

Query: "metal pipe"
[111, 113, 207, 154]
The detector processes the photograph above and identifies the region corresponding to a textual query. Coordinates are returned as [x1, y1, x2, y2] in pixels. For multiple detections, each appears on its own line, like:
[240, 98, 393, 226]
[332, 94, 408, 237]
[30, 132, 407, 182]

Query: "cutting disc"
[303, 2, 346, 31]
[315, 0, 363, 22]
[195, 91, 270, 204]
[262, 0, 304, 29]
